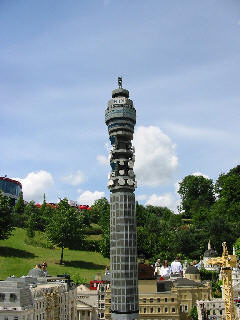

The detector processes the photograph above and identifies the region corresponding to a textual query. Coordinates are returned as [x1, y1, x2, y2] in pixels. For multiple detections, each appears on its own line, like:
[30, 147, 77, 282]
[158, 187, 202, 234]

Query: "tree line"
[93, 165, 240, 261]
[0, 164, 240, 263]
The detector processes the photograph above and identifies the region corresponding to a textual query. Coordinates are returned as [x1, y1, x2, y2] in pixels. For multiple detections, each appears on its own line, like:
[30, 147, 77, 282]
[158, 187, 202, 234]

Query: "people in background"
[170, 256, 183, 277]
[41, 261, 48, 276]
[154, 259, 161, 277]
[105, 266, 110, 275]
[28, 264, 45, 277]
[192, 260, 198, 268]
[160, 260, 171, 279]
[155, 259, 161, 267]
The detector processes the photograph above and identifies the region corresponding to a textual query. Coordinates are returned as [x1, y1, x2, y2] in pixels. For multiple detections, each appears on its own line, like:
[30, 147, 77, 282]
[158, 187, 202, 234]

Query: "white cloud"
[77, 190, 105, 206]
[145, 192, 177, 212]
[62, 170, 85, 185]
[104, 142, 111, 152]
[15, 170, 54, 202]
[97, 154, 108, 166]
[136, 194, 148, 201]
[134, 126, 178, 187]
[174, 181, 180, 195]
[192, 171, 209, 179]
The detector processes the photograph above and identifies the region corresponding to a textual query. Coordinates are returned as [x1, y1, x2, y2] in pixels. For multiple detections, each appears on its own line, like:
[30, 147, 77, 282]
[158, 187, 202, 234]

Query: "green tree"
[214, 165, 240, 221]
[0, 191, 14, 240]
[172, 225, 207, 259]
[137, 204, 183, 260]
[46, 198, 85, 264]
[145, 205, 173, 219]
[12, 192, 25, 227]
[136, 202, 148, 227]
[234, 237, 240, 257]
[39, 196, 55, 231]
[190, 306, 198, 320]
[95, 198, 110, 258]
[24, 201, 39, 237]
[178, 175, 215, 218]
[205, 210, 236, 254]
[90, 197, 110, 224]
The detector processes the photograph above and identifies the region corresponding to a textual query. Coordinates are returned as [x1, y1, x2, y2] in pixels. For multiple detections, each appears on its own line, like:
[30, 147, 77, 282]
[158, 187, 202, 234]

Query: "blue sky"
[1, 0, 240, 210]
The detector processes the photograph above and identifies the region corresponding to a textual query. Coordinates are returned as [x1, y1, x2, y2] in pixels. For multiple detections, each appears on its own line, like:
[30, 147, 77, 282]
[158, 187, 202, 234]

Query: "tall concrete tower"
[105, 77, 139, 320]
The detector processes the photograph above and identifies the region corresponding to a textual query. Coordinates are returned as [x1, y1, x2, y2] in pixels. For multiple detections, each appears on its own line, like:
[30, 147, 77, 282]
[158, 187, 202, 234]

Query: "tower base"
[111, 311, 139, 320]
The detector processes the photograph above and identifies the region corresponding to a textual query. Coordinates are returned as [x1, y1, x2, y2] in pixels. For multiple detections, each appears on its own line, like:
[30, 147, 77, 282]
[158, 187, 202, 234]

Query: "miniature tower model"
[105, 77, 139, 320]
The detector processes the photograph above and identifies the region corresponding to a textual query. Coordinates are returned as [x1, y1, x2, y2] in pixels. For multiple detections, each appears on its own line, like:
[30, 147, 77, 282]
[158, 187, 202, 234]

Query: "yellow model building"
[104, 268, 211, 320]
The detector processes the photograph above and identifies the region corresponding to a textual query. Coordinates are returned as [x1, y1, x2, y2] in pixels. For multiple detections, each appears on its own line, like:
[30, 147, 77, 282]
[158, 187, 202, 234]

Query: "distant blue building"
[0, 176, 22, 204]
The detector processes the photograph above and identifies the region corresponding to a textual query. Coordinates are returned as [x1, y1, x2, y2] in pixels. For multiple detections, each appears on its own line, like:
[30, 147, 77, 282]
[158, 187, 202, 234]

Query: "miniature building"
[203, 241, 219, 271]
[98, 283, 110, 320]
[77, 284, 98, 320]
[197, 299, 225, 319]
[105, 78, 138, 320]
[0, 277, 34, 320]
[138, 263, 154, 280]
[104, 278, 212, 320]
[184, 266, 201, 282]
[0, 276, 77, 320]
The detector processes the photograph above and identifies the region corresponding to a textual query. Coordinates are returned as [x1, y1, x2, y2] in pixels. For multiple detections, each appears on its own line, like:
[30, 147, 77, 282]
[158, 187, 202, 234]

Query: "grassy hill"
[0, 228, 109, 282]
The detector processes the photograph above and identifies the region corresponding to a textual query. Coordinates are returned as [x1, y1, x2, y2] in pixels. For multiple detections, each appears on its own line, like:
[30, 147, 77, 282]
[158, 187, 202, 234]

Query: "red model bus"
[90, 280, 104, 290]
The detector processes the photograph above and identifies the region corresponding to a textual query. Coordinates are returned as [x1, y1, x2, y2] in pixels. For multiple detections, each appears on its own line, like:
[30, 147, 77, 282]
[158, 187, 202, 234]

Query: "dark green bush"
[69, 239, 101, 252]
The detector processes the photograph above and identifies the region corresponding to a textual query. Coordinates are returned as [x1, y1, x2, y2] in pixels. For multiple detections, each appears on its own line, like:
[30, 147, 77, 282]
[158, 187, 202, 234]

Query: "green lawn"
[0, 228, 109, 282]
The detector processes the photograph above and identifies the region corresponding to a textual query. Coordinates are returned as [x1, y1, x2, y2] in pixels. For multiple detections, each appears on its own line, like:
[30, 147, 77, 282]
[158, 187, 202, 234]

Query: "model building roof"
[185, 266, 200, 274]
[204, 248, 218, 257]
[174, 278, 204, 287]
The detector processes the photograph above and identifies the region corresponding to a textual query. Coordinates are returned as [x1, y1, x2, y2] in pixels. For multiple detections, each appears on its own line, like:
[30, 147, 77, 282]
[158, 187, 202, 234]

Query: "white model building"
[203, 240, 219, 272]
[197, 299, 225, 319]
[0, 276, 77, 320]
[77, 284, 98, 320]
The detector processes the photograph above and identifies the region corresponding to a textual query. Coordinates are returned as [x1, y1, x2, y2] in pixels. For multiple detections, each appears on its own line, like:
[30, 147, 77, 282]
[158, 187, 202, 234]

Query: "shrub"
[69, 239, 101, 252]
[84, 226, 103, 235]
[71, 273, 87, 285]
[25, 231, 54, 249]
[199, 269, 218, 281]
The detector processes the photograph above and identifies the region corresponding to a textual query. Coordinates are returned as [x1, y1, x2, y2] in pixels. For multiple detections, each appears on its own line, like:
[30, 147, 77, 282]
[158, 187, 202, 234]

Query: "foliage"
[12, 192, 25, 227]
[145, 205, 173, 218]
[137, 203, 184, 260]
[24, 201, 39, 237]
[178, 175, 215, 218]
[46, 198, 85, 264]
[190, 306, 198, 320]
[39, 197, 55, 231]
[71, 273, 87, 285]
[214, 165, 240, 221]
[199, 269, 221, 298]
[100, 231, 110, 258]
[206, 211, 236, 254]
[83, 225, 102, 235]
[212, 280, 222, 298]
[92, 198, 110, 258]
[172, 226, 207, 259]
[90, 197, 110, 224]
[199, 269, 218, 282]
[69, 239, 100, 252]
[234, 237, 240, 257]
[0, 191, 14, 240]
[24, 230, 54, 249]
